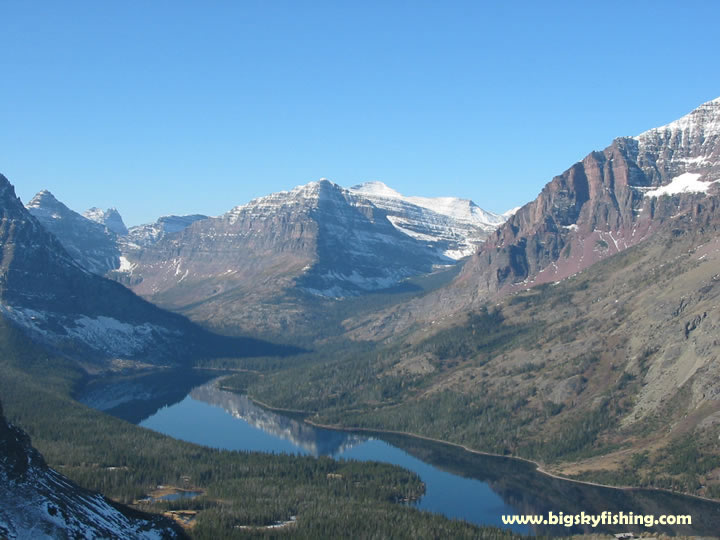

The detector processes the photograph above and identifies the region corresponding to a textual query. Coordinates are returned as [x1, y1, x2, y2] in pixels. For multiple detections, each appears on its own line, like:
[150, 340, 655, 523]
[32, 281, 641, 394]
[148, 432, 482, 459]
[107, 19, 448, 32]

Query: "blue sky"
[3, 1, 720, 226]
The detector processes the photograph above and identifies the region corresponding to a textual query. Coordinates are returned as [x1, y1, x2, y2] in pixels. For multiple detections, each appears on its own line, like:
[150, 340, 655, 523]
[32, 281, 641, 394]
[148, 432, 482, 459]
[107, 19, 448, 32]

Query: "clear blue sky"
[3, 1, 720, 226]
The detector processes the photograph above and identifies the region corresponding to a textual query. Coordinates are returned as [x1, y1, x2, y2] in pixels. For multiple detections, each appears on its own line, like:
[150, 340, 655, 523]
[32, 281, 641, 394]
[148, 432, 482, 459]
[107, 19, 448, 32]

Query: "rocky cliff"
[460, 97, 720, 293]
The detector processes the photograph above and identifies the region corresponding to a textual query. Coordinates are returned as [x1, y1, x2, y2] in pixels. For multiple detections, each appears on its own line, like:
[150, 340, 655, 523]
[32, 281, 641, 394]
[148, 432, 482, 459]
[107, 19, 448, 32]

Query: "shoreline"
[240, 391, 720, 506]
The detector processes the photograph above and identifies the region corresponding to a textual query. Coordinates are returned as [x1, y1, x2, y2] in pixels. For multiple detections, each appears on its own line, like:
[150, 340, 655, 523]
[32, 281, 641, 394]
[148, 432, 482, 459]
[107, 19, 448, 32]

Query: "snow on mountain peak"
[222, 178, 507, 259]
[83, 207, 128, 236]
[27, 189, 66, 207]
[635, 96, 720, 141]
[351, 181, 404, 199]
[349, 181, 504, 227]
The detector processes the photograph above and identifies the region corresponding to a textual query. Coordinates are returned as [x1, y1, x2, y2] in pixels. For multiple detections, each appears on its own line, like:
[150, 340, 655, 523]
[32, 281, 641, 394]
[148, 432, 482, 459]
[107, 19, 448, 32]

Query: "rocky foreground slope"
[0, 400, 183, 539]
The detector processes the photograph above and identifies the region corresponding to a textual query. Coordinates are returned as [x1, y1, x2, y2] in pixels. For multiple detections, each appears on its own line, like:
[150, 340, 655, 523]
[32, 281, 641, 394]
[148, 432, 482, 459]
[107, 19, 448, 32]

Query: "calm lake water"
[77, 370, 720, 536]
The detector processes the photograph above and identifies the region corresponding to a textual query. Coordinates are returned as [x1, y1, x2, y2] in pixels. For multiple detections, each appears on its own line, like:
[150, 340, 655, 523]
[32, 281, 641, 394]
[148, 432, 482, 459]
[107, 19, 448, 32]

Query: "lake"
[77, 369, 720, 536]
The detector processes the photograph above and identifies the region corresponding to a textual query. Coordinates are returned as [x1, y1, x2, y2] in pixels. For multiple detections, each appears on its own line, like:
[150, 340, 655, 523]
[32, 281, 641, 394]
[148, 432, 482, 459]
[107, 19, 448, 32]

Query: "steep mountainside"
[346, 96, 720, 340]
[461, 96, 720, 293]
[26, 190, 120, 275]
[0, 400, 183, 539]
[112, 179, 504, 338]
[1, 174, 290, 365]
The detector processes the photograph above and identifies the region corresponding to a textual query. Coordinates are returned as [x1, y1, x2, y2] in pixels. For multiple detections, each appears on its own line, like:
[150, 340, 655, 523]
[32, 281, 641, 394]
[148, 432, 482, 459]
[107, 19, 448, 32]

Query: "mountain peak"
[288, 178, 345, 200]
[84, 207, 128, 236]
[0, 174, 23, 206]
[25, 190, 76, 222]
[348, 181, 505, 229]
[351, 181, 404, 199]
[27, 189, 62, 209]
[635, 96, 720, 141]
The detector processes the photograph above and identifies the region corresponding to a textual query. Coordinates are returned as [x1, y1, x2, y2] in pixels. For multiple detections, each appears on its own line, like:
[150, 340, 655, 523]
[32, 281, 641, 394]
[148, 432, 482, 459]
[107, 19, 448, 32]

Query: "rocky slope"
[2, 174, 290, 365]
[0, 400, 184, 539]
[26, 190, 120, 275]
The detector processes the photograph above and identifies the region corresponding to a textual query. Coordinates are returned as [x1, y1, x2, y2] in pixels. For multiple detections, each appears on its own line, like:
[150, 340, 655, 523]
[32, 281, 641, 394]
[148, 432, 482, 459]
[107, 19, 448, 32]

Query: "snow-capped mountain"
[348, 96, 720, 341]
[0, 400, 183, 539]
[125, 214, 209, 247]
[118, 178, 504, 298]
[120, 179, 457, 299]
[106, 179, 505, 337]
[84, 206, 128, 236]
[26, 190, 120, 275]
[349, 181, 505, 258]
[24, 177, 505, 338]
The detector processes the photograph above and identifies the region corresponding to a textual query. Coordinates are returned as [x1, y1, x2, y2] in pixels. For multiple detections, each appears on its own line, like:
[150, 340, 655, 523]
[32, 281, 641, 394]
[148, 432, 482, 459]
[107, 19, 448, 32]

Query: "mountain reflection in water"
[189, 382, 366, 456]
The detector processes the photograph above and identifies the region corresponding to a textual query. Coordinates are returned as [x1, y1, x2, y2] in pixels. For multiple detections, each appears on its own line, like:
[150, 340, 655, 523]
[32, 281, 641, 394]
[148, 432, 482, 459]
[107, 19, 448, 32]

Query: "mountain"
[347, 96, 720, 340]
[84, 206, 128, 235]
[290, 207, 720, 496]
[461, 96, 720, 294]
[83, 206, 128, 236]
[125, 214, 209, 247]
[26, 190, 120, 275]
[113, 179, 505, 338]
[1, 174, 293, 365]
[0, 400, 184, 539]
[349, 181, 505, 258]
[24, 179, 504, 339]
[274, 96, 720, 498]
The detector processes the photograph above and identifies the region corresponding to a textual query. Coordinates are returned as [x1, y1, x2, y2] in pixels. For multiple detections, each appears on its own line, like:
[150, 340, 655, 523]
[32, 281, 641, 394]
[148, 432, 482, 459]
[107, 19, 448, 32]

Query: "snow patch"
[118, 256, 135, 272]
[645, 173, 718, 198]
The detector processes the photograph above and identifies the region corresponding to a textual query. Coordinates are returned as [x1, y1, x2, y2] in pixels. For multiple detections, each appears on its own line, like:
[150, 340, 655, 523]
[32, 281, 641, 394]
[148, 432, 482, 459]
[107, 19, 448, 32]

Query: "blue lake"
[78, 370, 720, 536]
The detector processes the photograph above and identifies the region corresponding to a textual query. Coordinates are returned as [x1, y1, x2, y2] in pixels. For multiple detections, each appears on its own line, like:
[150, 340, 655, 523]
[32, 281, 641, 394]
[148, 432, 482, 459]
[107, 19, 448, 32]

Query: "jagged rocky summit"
[84, 206, 129, 236]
